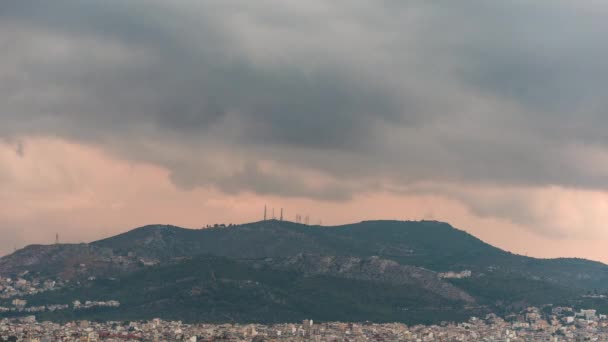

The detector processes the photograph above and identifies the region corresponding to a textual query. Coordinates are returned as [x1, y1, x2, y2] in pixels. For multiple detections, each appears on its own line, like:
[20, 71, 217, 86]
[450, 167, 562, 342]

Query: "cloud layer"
[2, 0, 608, 253]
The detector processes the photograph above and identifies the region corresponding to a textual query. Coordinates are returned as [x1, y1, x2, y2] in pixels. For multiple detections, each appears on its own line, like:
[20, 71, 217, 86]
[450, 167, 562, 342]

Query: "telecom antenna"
[280, 208, 284, 221]
[264, 205, 267, 221]
[55, 233, 59, 244]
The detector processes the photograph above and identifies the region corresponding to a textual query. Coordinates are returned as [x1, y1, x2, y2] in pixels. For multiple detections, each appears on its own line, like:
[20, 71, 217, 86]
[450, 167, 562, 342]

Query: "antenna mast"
[264, 205, 267, 221]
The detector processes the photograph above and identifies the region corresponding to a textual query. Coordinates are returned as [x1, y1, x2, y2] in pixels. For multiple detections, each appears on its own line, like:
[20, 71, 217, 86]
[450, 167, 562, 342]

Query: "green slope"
[91, 220, 608, 291]
[18, 256, 479, 324]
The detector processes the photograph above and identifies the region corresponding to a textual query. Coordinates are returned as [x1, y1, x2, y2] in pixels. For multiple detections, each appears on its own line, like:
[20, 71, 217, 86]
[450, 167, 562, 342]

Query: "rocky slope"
[0, 244, 144, 280]
[254, 254, 475, 303]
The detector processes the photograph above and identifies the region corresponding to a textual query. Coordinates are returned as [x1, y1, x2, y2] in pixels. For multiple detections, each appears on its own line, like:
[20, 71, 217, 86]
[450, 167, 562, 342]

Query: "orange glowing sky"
[2, 138, 608, 263]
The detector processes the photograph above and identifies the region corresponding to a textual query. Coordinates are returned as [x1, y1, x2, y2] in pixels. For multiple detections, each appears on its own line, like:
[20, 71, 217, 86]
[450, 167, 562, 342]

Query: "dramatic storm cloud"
[2, 1, 608, 259]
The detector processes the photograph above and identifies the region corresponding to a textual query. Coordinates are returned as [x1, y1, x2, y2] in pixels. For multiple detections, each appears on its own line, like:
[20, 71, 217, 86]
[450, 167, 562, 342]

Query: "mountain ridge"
[2, 219, 608, 324]
[3, 220, 608, 286]
[9, 220, 604, 266]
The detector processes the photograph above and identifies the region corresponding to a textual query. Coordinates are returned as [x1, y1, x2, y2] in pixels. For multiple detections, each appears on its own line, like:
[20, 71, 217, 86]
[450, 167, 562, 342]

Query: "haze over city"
[2, 0, 608, 263]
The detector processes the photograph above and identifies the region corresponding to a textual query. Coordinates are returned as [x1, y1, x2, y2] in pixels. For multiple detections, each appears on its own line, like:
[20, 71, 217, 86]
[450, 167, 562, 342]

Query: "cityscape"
[3, 0, 608, 341]
[3, 306, 608, 341]
[2, 220, 608, 341]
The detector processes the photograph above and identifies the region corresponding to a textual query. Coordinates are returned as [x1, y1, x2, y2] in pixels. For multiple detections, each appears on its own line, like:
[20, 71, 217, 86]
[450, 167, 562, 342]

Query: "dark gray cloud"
[1, 0, 608, 202]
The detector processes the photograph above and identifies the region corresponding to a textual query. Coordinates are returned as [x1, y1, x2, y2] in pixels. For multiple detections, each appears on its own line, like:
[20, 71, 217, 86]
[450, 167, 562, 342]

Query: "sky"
[2, 0, 608, 262]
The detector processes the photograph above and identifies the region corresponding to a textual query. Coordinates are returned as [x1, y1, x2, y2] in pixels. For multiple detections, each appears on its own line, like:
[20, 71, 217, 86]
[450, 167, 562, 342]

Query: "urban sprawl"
[2, 307, 608, 341]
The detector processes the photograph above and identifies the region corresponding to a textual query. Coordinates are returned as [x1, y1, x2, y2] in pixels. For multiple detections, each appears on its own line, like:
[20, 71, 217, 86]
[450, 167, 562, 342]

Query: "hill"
[1, 220, 607, 323]
[90, 220, 608, 290]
